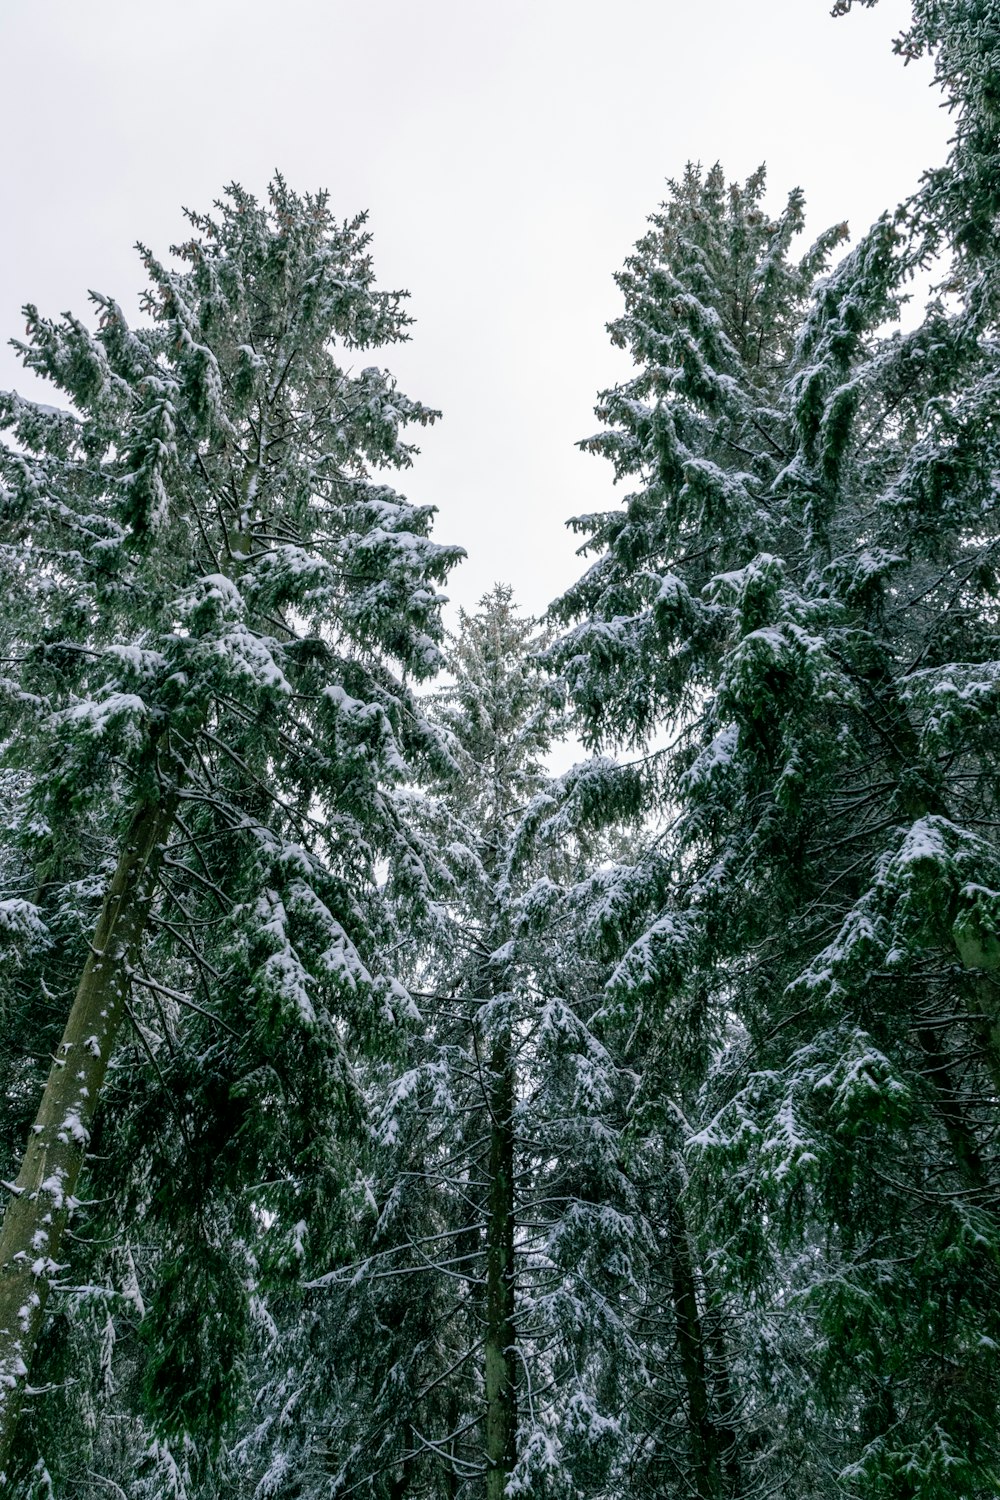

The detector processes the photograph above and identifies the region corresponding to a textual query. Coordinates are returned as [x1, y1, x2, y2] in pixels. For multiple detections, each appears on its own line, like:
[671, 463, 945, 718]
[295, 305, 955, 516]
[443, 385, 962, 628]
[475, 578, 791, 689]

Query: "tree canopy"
[2, 5, 1000, 1497]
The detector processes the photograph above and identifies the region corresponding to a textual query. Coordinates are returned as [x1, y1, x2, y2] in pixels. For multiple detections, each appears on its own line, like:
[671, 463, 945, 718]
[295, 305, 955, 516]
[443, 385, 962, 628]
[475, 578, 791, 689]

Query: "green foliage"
[142, 1248, 249, 1448]
[2, 6, 1000, 1497]
[0, 176, 461, 1490]
[236, 590, 641, 1498]
[551, 78, 1000, 1494]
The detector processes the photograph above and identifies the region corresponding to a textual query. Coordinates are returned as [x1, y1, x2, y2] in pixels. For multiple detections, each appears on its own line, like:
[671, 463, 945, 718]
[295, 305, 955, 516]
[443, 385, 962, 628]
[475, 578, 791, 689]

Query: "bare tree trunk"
[0, 790, 177, 1475]
[484, 1027, 516, 1500]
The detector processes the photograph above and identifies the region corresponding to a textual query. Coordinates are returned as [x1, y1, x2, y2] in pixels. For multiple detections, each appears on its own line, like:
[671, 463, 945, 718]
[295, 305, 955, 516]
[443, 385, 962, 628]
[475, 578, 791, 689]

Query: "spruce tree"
[551, 129, 1000, 1495]
[281, 589, 639, 1499]
[0, 177, 461, 1487]
[548, 165, 850, 1495]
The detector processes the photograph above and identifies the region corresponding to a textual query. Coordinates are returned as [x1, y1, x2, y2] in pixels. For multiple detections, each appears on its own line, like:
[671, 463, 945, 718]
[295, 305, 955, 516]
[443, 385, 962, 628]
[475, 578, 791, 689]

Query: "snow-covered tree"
[259, 588, 641, 1499]
[0, 176, 462, 1490]
[550, 122, 1000, 1496]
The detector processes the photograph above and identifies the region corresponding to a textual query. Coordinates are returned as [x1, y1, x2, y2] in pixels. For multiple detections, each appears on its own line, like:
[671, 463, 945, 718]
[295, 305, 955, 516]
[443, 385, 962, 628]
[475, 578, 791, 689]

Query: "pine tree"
[551, 131, 1000, 1495]
[0, 176, 462, 1487]
[274, 588, 640, 1499]
[547, 163, 850, 1497]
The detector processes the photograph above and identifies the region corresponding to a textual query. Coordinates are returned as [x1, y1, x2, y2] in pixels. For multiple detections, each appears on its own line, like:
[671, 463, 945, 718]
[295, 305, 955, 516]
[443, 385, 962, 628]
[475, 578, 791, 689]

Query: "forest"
[1, 1, 999, 1496]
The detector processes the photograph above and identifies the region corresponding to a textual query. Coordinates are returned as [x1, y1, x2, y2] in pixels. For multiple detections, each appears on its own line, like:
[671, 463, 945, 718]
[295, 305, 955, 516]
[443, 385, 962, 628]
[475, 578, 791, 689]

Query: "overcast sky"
[0, 0, 949, 620]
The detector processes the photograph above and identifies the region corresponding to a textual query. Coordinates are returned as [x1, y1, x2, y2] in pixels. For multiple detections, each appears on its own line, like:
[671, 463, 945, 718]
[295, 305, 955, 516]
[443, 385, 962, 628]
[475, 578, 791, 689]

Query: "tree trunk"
[915, 1023, 990, 1192]
[388, 1429, 414, 1500]
[704, 1283, 740, 1495]
[666, 1171, 719, 1500]
[0, 790, 177, 1475]
[484, 1027, 516, 1500]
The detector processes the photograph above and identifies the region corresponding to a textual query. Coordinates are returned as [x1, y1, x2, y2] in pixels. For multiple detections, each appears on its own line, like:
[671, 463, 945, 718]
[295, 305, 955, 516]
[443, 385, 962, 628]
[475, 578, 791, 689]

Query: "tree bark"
[484, 1027, 516, 1500]
[704, 1283, 740, 1495]
[0, 789, 178, 1475]
[666, 1172, 719, 1500]
[915, 1022, 990, 1193]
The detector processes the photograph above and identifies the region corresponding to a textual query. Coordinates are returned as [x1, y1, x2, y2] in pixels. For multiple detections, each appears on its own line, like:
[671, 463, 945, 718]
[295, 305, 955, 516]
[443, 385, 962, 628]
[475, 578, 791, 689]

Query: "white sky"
[0, 0, 949, 620]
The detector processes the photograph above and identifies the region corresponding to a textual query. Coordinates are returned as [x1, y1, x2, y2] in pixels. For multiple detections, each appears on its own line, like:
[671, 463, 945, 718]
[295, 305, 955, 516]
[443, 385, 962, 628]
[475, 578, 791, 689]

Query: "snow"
[102, 643, 167, 678]
[507, 1427, 563, 1494]
[53, 692, 147, 741]
[176, 571, 244, 620]
[322, 682, 377, 720]
[56, 1109, 89, 1146]
[761, 1093, 819, 1182]
[39, 1172, 67, 1209]
[210, 622, 293, 695]
[255, 884, 373, 1024]
[0, 898, 48, 948]
[610, 909, 694, 994]
[259, 948, 316, 1025]
[683, 722, 738, 790]
[286, 879, 373, 992]
[894, 814, 954, 869]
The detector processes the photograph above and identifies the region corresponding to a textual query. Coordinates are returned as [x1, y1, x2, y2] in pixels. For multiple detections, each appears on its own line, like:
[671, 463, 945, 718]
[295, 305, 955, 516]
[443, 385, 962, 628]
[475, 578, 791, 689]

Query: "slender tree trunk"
[484, 1026, 516, 1500]
[666, 1173, 718, 1500]
[968, 972, 1000, 1102]
[445, 1390, 462, 1500]
[388, 1429, 414, 1500]
[915, 1023, 989, 1192]
[0, 790, 178, 1475]
[704, 1284, 740, 1495]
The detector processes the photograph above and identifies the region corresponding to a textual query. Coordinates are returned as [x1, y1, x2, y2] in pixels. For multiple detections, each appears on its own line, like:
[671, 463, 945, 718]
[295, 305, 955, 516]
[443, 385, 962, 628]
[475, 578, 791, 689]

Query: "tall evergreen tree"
[274, 589, 640, 1499]
[550, 124, 1000, 1496]
[0, 177, 462, 1489]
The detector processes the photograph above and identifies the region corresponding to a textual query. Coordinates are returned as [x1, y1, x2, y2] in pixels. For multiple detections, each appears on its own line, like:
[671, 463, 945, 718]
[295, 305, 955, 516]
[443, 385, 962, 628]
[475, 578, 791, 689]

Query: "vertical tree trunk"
[388, 1429, 414, 1500]
[915, 1021, 990, 1192]
[667, 1173, 719, 1500]
[484, 1027, 516, 1500]
[704, 1284, 740, 1495]
[0, 791, 177, 1475]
